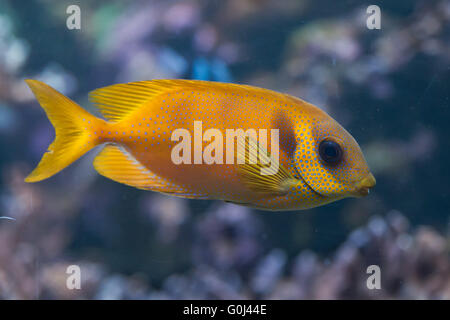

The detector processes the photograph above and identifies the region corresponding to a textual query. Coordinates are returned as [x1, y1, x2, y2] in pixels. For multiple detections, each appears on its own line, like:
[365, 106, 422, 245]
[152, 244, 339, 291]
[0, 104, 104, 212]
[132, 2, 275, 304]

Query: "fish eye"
[318, 140, 342, 166]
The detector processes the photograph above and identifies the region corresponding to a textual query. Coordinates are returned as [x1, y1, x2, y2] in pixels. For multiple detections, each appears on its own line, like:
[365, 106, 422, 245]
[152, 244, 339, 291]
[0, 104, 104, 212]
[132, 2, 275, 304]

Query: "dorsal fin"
[89, 79, 289, 122]
[93, 144, 208, 198]
[89, 80, 180, 122]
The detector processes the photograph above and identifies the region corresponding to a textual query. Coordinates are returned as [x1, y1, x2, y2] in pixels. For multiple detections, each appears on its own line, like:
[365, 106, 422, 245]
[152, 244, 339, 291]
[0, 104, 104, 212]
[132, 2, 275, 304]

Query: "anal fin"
[94, 145, 207, 199]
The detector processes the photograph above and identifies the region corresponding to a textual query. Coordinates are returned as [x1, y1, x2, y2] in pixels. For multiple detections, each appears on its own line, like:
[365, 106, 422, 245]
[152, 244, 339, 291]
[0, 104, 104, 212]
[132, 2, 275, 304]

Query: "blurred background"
[0, 0, 449, 299]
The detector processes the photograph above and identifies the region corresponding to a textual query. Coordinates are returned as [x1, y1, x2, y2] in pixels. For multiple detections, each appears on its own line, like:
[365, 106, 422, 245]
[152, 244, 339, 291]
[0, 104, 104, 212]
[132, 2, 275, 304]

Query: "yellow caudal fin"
[25, 80, 107, 182]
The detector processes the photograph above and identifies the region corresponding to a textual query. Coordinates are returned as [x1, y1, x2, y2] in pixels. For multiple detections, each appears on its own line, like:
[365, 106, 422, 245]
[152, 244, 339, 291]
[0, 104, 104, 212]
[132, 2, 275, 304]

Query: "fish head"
[292, 109, 375, 200]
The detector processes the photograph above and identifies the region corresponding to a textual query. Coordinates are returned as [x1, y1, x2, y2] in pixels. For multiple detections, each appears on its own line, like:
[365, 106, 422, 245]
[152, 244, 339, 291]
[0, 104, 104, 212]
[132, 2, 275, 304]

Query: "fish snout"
[353, 173, 376, 197]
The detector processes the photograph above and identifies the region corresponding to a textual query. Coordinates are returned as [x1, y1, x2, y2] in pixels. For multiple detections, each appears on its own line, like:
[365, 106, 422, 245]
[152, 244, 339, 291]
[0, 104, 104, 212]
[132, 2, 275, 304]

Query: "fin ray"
[93, 145, 208, 199]
[89, 79, 289, 122]
[89, 80, 187, 122]
[94, 145, 165, 189]
[235, 134, 297, 195]
[25, 80, 104, 182]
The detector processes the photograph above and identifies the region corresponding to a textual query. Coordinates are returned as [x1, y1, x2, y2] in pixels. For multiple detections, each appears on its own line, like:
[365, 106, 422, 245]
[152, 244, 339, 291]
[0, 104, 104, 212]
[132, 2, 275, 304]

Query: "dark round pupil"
[319, 140, 342, 165]
[324, 145, 338, 158]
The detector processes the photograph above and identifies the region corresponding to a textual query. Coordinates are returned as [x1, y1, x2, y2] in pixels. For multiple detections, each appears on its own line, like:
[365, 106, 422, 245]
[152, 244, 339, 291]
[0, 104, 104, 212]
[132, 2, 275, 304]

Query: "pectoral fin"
[235, 134, 298, 196]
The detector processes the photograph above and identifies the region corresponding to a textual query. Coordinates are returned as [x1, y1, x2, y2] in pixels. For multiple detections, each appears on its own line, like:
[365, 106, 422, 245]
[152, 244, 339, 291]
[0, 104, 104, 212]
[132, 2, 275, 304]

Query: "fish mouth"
[353, 173, 376, 197]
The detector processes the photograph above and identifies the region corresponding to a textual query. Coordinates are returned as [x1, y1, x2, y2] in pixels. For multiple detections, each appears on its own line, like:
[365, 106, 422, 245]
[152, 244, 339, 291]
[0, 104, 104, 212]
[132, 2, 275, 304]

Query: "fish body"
[25, 79, 375, 211]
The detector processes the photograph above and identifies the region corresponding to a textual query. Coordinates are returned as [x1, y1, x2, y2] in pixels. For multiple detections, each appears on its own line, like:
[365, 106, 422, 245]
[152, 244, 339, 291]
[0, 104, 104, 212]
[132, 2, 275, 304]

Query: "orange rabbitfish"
[25, 79, 375, 211]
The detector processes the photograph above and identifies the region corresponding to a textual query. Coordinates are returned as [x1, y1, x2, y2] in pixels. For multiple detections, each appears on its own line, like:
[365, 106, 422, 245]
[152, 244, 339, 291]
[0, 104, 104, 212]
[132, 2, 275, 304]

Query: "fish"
[24, 79, 375, 211]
